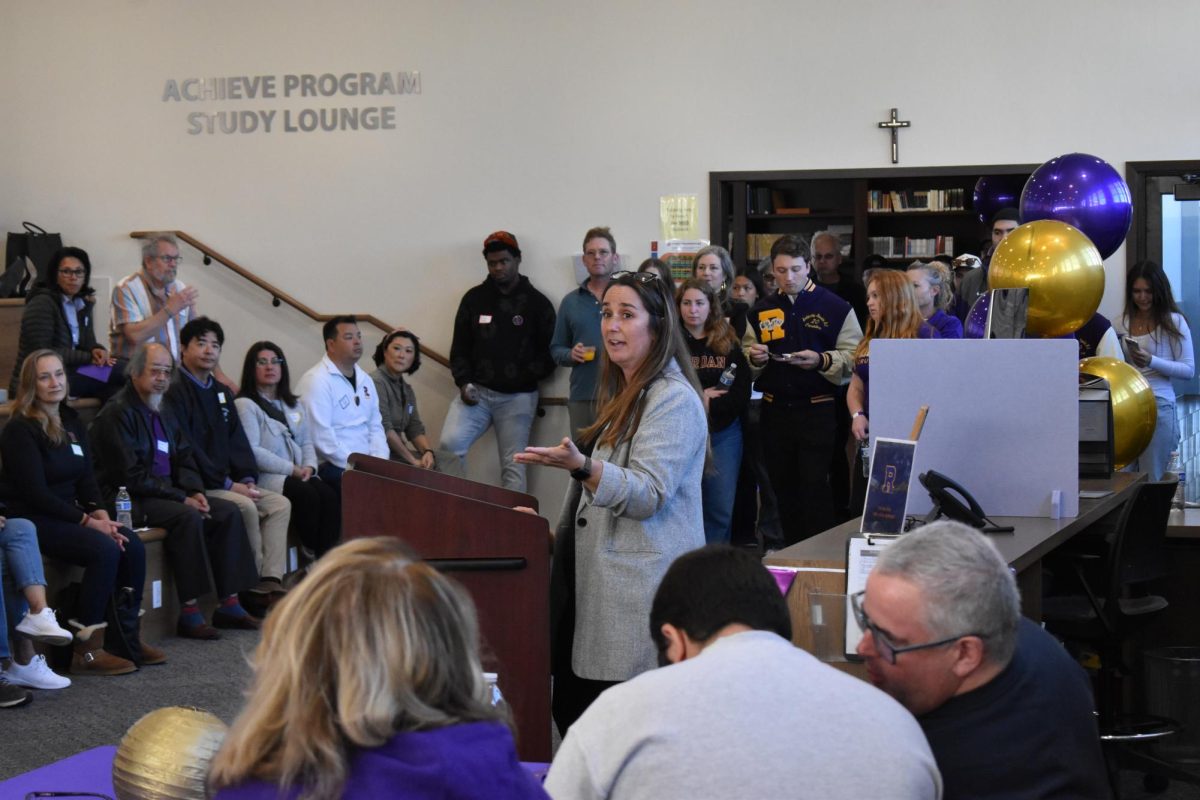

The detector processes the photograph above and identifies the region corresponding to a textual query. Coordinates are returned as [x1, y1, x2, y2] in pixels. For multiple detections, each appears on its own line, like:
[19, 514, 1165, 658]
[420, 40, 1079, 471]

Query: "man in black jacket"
[165, 317, 291, 600]
[90, 342, 260, 639]
[442, 231, 557, 492]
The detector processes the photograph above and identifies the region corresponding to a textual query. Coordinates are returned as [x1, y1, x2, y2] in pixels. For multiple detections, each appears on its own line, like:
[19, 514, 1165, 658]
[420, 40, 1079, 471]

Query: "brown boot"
[70, 622, 137, 676]
[139, 639, 167, 666]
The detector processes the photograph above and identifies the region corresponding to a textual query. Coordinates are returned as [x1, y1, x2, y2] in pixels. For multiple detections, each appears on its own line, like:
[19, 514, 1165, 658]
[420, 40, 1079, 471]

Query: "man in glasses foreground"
[855, 521, 1108, 799]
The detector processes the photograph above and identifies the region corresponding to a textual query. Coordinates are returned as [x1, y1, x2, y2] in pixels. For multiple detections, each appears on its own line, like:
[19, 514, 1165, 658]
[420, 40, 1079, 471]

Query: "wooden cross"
[877, 108, 910, 164]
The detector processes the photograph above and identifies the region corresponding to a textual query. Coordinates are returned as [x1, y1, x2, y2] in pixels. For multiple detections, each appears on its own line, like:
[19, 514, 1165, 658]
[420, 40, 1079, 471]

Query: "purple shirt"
[132, 396, 172, 478]
[927, 309, 963, 339]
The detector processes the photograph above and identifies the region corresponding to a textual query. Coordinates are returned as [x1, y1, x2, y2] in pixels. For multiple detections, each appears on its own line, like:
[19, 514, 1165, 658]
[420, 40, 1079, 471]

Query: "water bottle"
[860, 440, 870, 478]
[1169, 451, 1186, 509]
[483, 672, 508, 713]
[115, 486, 133, 530]
[718, 362, 737, 388]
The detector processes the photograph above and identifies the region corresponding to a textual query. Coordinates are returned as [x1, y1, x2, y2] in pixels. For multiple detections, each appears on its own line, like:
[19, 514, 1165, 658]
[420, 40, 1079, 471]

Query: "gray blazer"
[234, 396, 318, 494]
[558, 359, 707, 681]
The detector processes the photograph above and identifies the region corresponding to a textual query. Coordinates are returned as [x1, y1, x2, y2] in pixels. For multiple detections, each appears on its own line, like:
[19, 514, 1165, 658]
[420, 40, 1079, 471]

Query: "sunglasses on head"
[610, 270, 660, 285]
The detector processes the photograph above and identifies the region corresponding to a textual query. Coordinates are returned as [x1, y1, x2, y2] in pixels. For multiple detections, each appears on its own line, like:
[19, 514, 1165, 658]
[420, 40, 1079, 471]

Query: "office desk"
[764, 472, 1145, 672]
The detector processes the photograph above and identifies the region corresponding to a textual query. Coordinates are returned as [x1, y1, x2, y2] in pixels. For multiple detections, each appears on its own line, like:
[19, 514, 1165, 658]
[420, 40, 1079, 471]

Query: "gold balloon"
[988, 220, 1105, 337]
[112, 706, 228, 800]
[1079, 356, 1157, 470]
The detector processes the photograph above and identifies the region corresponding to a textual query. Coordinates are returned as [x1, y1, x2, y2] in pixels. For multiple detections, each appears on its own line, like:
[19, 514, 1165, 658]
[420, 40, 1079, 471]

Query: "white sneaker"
[15, 608, 73, 646]
[2, 655, 71, 690]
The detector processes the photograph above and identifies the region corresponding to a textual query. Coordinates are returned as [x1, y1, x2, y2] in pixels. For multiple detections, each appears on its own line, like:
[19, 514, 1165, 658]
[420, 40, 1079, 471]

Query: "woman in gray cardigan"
[236, 341, 340, 559]
[517, 270, 707, 731]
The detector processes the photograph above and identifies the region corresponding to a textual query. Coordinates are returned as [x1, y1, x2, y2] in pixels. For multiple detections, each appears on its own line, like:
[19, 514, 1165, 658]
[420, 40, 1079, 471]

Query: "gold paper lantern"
[988, 220, 1105, 337]
[112, 706, 228, 800]
[1080, 356, 1157, 470]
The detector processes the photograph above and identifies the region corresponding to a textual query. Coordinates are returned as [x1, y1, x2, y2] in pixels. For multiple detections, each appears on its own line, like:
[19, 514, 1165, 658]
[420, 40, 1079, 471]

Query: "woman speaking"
[516, 270, 706, 731]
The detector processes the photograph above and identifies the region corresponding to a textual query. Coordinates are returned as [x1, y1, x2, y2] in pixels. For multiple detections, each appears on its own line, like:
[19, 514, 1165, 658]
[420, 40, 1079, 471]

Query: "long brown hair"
[580, 272, 703, 451]
[13, 349, 67, 446]
[209, 537, 504, 800]
[1123, 260, 1186, 352]
[854, 270, 927, 359]
[676, 278, 738, 356]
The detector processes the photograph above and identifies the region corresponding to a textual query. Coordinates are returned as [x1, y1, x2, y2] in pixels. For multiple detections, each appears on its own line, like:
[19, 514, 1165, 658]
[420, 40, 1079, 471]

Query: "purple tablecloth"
[0, 744, 117, 796]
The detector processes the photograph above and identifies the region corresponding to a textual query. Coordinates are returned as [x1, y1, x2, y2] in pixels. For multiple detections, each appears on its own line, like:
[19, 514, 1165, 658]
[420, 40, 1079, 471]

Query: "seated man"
[165, 317, 291, 601]
[296, 315, 388, 489]
[856, 521, 1108, 799]
[90, 342, 260, 638]
[545, 545, 941, 800]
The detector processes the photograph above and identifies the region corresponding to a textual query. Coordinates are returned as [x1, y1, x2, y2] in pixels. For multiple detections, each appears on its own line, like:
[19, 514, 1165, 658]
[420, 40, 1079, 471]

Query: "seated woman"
[677, 278, 750, 544]
[0, 350, 161, 675]
[907, 260, 963, 339]
[8, 247, 124, 401]
[209, 537, 548, 799]
[0, 515, 75, 702]
[847, 271, 938, 509]
[370, 330, 442, 471]
[236, 342, 340, 560]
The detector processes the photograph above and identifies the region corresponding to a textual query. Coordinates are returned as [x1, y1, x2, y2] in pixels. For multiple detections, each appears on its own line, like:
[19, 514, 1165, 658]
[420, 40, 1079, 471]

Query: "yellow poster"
[660, 194, 699, 241]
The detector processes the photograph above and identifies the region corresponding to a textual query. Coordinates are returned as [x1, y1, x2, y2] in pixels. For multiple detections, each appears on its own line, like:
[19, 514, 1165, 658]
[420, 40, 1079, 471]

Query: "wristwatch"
[570, 456, 593, 481]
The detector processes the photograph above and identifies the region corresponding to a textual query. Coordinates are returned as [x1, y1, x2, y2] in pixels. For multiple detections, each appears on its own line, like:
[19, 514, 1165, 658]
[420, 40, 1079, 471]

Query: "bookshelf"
[709, 164, 1036, 272]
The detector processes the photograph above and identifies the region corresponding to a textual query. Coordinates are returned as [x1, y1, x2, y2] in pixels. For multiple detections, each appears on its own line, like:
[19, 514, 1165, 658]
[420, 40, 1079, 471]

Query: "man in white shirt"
[296, 316, 388, 490]
[545, 546, 942, 800]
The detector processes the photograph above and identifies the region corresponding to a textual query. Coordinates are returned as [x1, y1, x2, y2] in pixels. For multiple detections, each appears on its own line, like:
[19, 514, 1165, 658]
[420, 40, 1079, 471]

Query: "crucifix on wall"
[877, 108, 910, 164]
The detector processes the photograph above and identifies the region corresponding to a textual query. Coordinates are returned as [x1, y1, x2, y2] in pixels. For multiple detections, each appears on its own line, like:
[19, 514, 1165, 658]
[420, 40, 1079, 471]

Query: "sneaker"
[15, 608, 73, 646]
[0, 682, 31, 708]
[2, 655, 71, 690]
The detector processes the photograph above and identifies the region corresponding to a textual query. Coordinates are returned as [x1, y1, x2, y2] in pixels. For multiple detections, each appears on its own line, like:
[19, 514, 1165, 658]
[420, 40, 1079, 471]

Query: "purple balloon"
[973, 174, 1027, 224]
[964, 293, 989, 339]
[1019, 153, 1132, 260]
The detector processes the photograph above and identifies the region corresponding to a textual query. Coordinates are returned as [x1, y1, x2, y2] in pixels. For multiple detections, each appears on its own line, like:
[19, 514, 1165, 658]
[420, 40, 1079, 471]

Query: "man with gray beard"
[90, 342, 260, 640]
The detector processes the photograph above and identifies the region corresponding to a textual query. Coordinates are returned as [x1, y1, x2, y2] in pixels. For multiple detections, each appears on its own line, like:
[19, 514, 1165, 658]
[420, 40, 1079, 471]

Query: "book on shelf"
[867, 188, 967, 213]
[745, 233, 785, 261]
[866, 236, 955, 258]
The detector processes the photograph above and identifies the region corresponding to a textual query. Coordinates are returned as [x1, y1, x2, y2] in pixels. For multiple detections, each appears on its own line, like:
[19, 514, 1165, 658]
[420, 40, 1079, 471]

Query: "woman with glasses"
[1114, 260, 1195, 480]
[847, 270, 938, 510]
[236, 342, 340, 560]
[516, 270, 707, 731]
[8, 247, 124, 401]
[210, 537, 549, 800]
[677, 279, 750, 544]
[370, 330, 451, 474]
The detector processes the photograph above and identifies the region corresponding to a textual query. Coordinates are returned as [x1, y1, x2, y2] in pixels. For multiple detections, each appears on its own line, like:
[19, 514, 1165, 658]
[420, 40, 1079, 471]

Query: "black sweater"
[683, 330, 750, 433]
[449, 275, 557, 393]
[8, 284, 101, 395]
[0, 408, 103, 522]
[165, 370, 258, 490]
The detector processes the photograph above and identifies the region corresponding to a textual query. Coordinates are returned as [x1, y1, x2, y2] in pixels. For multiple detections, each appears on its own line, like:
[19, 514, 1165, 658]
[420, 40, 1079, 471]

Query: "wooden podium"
[342, 455, 552, 760]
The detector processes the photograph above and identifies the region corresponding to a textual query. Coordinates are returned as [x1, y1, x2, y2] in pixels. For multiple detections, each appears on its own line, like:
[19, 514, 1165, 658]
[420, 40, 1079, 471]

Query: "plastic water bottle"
[719, 362, 737, 388]
[115, 486, 133, 530]
[1168, 451, 1186, 509]
[483, 672, 508, 713]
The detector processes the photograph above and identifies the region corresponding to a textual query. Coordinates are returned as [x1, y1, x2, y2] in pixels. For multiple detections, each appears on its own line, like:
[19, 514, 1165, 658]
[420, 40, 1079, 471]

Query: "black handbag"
[3, 222, 63, 297]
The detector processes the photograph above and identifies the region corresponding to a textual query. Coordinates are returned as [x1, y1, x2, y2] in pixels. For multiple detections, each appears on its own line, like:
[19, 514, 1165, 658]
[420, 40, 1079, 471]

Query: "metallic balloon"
[113, 706, 228, 800]
[973, 174, 1027, 224]
[1019, 152, 1132, 260]
[987, 220, 1104, 337]
[963, 292, 989, 339]
[1079, 356, 1157, 470]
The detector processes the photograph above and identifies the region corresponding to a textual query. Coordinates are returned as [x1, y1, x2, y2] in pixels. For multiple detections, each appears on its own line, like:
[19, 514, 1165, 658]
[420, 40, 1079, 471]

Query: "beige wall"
[2, 0, 1197, 513]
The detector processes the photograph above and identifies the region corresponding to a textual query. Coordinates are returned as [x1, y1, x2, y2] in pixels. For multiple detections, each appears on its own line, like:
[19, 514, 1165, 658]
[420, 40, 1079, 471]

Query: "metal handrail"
[129, 230, 566, 405]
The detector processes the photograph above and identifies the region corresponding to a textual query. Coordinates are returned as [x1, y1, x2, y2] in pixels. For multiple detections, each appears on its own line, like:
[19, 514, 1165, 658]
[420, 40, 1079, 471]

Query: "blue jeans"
[440, 387, 539, 493]
[0, 518, 46, 660]
[1129, 397, 1180, 481]
[702, 420, 743, 544]
[31, 516, 146, 626]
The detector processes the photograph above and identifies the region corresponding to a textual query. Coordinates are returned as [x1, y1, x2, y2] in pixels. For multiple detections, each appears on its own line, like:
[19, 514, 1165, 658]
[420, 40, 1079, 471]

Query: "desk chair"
[1043, 480, 1200, 797]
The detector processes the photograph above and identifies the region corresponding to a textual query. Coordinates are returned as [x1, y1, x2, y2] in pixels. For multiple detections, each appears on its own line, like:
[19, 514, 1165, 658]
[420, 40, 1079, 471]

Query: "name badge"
[70, 443, 84, 457]
[478, 314, 493, 324]
[157, 439, 170, 453]
[339, 395, 351, 409]
[217, 392, 227, 403]
[407, 404, 414, 415]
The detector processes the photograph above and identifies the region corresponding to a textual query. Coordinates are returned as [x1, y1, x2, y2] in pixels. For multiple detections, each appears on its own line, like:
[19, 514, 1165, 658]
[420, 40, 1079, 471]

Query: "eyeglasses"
[850, 591, 982, 665]
[58, 268, 86, 277]
[811, 253, 838, 261]
[155, 255, 183, 265]
[611, 270, 659, 285]
[147, 366, 173, 377]
[256, 358, 285, 367]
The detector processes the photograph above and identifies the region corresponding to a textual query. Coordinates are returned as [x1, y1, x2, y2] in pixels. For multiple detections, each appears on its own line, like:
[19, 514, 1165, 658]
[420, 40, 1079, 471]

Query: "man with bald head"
[855, 521, 1107, 798]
